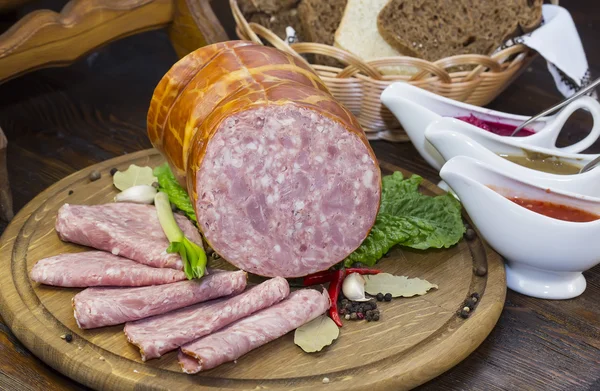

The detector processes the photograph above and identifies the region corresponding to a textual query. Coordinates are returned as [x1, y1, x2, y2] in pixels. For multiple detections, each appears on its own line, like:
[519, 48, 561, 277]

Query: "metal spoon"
[510, 77, 600, 137]
[579, 155, 600, 173]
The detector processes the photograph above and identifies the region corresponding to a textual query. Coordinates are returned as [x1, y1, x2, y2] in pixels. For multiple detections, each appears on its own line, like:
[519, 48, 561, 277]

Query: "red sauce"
[456, 115, 536, 137]
[508, 197, 600, 222]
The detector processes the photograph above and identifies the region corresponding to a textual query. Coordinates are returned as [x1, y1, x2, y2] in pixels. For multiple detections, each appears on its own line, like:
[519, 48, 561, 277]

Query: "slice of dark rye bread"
[298, 0, 348, 67]
[377, 0, 543, 62]
[249, 9, 304, 41]
[237, 0, 299, 15]
[239, 0, 303, 48]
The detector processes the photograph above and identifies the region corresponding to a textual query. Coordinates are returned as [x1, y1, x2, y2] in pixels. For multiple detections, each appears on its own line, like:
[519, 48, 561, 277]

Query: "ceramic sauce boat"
[426, 117, 600, 172]
[439, 155, 600, 299]
[380, 82, 600, 170]
[425, 125, 600, 197]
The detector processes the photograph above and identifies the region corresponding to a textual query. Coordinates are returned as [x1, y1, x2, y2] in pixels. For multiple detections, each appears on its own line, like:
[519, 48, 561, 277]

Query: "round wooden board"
[0, 149, 506, 391]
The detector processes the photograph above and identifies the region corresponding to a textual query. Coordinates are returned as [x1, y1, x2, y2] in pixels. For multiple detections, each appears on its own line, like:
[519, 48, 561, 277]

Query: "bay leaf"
[113, 164, 157, 191]
[364, 273, 438, 297]
[294, 315, 339, 353]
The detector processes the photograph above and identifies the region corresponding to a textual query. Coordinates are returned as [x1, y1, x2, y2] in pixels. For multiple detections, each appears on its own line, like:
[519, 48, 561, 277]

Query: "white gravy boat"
[381, 82, 600, 171]
[425, 124, 600, 197]
[440, 155, 600, 299]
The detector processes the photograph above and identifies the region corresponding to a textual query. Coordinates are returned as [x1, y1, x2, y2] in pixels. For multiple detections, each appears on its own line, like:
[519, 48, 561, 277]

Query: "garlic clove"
[342, 272, 370, 302]
[114, 185, 157, 204]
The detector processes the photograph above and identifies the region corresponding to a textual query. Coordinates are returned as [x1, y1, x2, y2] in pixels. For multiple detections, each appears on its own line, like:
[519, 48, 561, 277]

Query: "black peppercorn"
[465, 298, 477, 309]
[376, 293, 384, 302]
[89, 170, 101, 182]
[345, 302, 353, 311]
[339, 308, 347, 315]
[110, 168, 118, 176]
[152, 181, 159, 189]
[350, 312, 358, 320]
[366, 313, 373, 321]
[459, 309, 470, 319]
[65, 334, 73, 343]
[373, 313, 380, 321]
[465, 228, 476, 241]
[68, 190, 73, 195]
[471, 292, 480, 301]
[384, 293, 392, 302]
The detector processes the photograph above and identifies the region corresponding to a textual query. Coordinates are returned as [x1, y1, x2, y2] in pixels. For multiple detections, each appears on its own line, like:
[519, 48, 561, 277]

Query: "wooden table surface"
[1, 1, 599, 390]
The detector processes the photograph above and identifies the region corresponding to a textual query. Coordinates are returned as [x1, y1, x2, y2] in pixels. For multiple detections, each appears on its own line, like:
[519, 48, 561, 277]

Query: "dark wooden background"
[1, 1, 599, 390]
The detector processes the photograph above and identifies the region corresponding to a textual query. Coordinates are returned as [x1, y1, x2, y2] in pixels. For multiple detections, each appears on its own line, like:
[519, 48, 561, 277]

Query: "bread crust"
[298, 0, 348, 67]
[377, 0, 543, 61]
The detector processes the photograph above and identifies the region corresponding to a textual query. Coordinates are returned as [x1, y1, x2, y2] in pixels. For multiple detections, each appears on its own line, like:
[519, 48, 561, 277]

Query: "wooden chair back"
[0, 0, 229, 83]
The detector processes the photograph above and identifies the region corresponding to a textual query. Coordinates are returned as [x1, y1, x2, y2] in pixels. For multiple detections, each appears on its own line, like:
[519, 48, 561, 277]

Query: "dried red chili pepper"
[302, 270, 336, 286]
[328, 269, 347, 327]
[302, 268, 381, 286]
[345, 268, 382, 275]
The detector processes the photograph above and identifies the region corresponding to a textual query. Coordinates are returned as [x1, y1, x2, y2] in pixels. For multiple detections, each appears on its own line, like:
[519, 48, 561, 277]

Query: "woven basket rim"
[229, 0, 545, 84]
[228, 0, 549, 140]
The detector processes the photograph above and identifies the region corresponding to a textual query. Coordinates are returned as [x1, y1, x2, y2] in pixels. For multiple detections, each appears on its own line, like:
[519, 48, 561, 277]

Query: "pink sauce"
[456, 115, 536, 137]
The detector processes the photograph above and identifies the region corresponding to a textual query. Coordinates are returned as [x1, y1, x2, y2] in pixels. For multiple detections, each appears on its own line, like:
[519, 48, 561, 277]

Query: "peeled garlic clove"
[114, 185, 157, 204]
[342, 272, 370, 302]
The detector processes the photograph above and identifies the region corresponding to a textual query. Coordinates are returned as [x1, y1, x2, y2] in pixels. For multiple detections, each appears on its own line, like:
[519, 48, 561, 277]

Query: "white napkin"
[497, 5, 593, 98]
[285, 27, 299, 45]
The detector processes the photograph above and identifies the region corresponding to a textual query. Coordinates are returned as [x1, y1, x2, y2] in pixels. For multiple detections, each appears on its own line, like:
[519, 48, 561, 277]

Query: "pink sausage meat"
[178, 289, 330, 373]
[124, 277, 290, 360]
[30, 251, 187, 287]
[56, 203, 203, 270]
[73, 270, 246, 329]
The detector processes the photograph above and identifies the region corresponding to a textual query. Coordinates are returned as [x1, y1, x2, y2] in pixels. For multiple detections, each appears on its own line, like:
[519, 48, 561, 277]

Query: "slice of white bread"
[334, 0, 416, 76]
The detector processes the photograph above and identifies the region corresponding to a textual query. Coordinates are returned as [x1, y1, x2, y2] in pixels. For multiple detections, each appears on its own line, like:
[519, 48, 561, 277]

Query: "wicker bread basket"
[231, 0, 558, 142]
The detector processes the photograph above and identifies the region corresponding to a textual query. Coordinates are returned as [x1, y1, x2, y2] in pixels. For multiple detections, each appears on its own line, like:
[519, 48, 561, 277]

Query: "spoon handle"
[579, 155, 600, 174]
[510, 77, 600, 137]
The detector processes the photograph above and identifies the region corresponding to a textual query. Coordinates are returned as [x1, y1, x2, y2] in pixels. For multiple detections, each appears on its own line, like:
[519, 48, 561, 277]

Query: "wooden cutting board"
[0, 149, 506, 391]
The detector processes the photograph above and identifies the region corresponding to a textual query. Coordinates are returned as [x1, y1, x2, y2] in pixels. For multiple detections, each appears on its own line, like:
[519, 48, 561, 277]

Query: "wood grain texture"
[0, 0, 599, 389]
[168, 0, 229, 59]
[0, 0, 174, 83]
[0, 126, 12, 221]
[0, 148, 505, 391]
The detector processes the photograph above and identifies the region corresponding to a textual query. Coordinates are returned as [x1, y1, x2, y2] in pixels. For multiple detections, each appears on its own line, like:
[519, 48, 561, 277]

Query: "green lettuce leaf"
[153, 163, 197, 223]
[345, 172, 465, 267]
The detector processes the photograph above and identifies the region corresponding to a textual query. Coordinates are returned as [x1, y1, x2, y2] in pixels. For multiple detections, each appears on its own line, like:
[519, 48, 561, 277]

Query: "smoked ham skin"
[147, 42, 381, 277]
[147, 41, 378, 195]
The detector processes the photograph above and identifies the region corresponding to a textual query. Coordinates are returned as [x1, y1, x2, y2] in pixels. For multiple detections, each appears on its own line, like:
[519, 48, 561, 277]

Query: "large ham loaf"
[73, 270, 247, 329]
[30, 251, 186, 287]
[178, 288, 330, 373]
[148, 41, 382, 278]
[124, 277, 290, 360]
